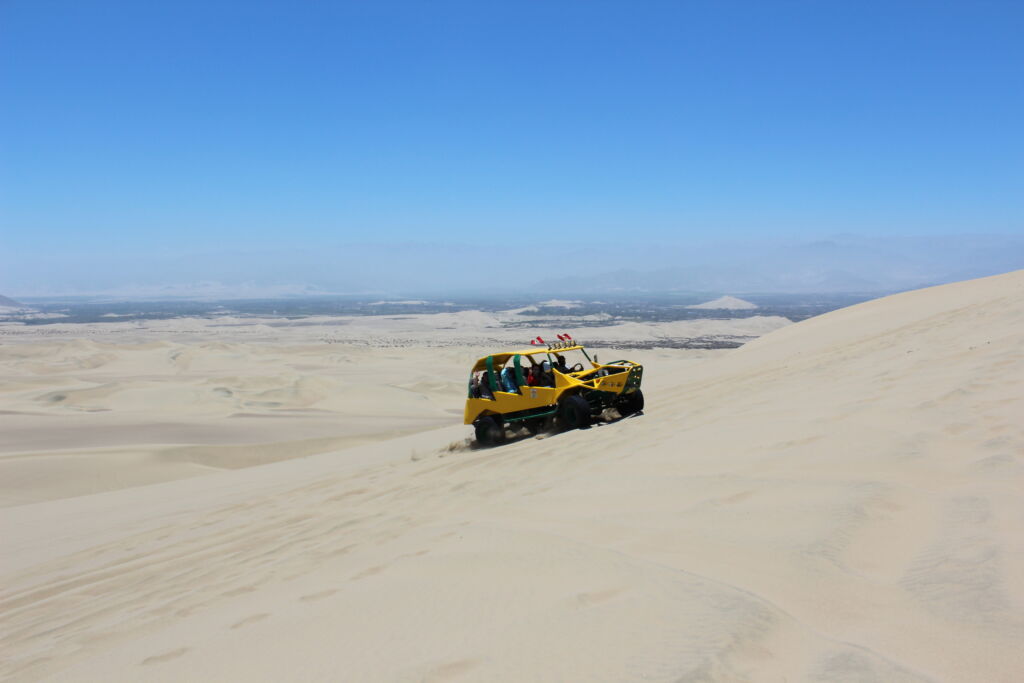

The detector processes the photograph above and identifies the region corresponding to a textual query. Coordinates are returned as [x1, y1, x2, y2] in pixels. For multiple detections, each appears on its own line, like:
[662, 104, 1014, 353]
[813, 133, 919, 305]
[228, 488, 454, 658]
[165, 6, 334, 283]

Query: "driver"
[554, 354, 570, 374]
[527, 356, 553, 386]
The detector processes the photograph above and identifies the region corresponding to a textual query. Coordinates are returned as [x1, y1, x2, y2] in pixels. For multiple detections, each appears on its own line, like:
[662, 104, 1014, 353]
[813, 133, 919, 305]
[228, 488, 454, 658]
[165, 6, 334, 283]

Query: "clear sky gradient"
[2, 1, 1022, 295]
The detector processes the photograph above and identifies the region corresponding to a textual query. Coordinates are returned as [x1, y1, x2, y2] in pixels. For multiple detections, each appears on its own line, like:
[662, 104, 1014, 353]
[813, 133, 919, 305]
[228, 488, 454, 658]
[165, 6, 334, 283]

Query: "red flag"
[530, 339, 537, 345]
[556, 334, 565, 341]
[564, 333, 573, 341]
[536, 336, 545, 344]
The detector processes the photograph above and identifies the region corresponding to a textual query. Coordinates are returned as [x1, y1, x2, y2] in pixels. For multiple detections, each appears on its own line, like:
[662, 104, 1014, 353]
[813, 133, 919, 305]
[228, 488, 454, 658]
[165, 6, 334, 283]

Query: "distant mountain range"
[533, 235, 1024, 294]
[4, 234, 1020, 300]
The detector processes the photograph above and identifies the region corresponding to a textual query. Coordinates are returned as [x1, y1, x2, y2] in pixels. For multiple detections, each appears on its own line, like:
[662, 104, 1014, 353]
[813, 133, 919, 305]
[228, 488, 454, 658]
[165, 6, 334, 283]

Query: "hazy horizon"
[4, 233, 1022, 300]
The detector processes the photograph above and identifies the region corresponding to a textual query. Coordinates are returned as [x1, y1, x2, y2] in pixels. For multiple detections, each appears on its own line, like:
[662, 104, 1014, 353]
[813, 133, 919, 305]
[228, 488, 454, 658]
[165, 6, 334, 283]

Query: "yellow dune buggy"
[465, 342, 644, 445]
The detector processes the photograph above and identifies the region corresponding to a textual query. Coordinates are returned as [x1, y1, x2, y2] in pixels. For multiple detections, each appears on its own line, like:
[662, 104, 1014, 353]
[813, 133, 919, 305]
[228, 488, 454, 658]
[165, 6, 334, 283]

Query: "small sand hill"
[687, 295, 758, 309]
[1, 271, 1022, 681]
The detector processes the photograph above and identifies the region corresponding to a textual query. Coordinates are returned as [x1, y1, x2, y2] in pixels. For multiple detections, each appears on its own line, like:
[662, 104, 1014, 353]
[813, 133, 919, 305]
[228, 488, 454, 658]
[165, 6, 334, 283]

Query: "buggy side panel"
[464, 386, 558, 424]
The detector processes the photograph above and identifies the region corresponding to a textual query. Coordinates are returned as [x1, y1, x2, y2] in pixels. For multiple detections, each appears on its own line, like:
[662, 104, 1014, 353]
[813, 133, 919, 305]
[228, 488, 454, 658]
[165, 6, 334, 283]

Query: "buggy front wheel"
[617, 389, 644, 417]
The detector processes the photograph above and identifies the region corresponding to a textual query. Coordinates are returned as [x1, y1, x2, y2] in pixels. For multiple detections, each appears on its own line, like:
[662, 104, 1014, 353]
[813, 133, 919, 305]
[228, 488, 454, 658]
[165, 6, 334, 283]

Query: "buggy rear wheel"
[474, 415, 505, 446]
[558, 394, 592, 431]
[523, 417, 544, 435]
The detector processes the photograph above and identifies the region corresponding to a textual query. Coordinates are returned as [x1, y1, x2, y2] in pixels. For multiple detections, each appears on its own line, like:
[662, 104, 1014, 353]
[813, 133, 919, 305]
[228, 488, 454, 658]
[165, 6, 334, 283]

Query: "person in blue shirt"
[500, 365, 519, 393]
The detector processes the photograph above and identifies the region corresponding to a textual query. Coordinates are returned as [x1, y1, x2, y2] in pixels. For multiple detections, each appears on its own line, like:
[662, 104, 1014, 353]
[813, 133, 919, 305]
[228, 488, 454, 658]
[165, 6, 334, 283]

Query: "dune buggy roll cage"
[470, 344, 594, 395]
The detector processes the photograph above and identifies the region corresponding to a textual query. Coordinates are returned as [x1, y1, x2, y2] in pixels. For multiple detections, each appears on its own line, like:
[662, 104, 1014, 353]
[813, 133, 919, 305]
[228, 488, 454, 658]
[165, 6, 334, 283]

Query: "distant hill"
[0, 294, 26, 309]
[687, 296, 758, 310]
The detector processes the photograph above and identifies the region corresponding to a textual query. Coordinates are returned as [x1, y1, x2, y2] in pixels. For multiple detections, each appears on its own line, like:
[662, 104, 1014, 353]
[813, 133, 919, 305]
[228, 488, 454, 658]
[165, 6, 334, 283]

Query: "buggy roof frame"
[469, 344, 588, 372]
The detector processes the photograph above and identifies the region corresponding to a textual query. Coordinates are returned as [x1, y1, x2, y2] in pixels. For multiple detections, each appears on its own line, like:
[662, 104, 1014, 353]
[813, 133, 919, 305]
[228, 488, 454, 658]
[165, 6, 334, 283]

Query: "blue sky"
[1, 1, 1022, 295]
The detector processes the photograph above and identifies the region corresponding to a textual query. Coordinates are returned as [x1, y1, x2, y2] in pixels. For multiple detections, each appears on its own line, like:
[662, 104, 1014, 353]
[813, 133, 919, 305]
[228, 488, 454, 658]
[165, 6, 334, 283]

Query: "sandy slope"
[0, 341, 476, 506]
[1, 271, 1022, 681]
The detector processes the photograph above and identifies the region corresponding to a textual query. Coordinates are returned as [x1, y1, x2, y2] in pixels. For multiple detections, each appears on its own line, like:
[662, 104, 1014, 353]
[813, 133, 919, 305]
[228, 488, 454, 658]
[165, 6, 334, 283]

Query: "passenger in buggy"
[500, 365, 519, 393]
[538, 360, 554, 387]
[474, 371, 494, 399]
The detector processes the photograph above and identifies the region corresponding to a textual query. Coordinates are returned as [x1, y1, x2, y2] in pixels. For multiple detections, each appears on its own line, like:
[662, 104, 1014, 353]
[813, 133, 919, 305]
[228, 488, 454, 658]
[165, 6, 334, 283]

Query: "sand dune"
[0, 314, 739, 505]
[1, 272, 1022, 681]
[686, 295, 758, 309]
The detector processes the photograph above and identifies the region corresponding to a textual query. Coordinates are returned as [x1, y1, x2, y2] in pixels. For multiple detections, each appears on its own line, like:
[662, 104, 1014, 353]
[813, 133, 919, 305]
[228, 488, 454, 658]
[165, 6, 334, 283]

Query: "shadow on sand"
[443, 410, 645, 454]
